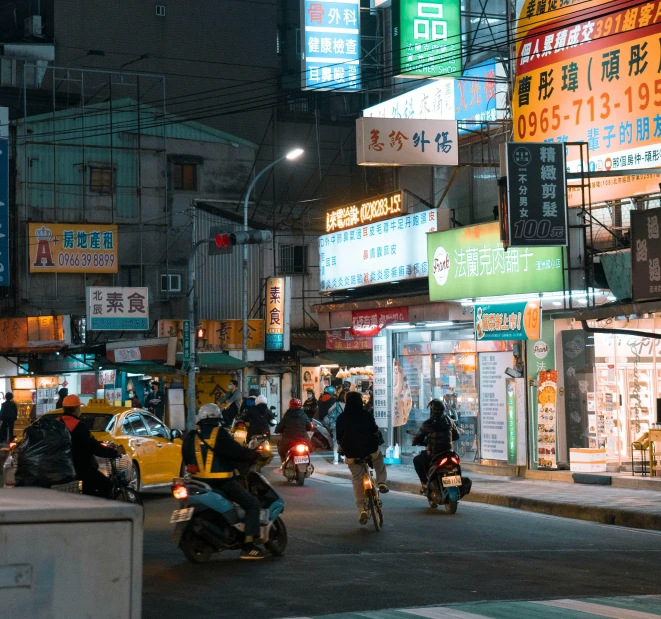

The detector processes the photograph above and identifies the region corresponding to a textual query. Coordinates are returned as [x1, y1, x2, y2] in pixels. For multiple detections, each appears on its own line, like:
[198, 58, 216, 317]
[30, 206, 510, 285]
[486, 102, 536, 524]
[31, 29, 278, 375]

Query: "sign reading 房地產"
[631, 206, 661, 301]
[320, 209, 438, 292]
[474, 300, 541, 341]
[158, 319, 265, 351]
[505, 142, 568, 247]
[326, 191, 403, 232]
[86, 287, 149, 331]
[513, 0, 661, 203]
[29, 223, 118, 273]
[302, 0, 360, 91]
[427, 221, 565, 301]
[392, 0, 461, 78]
[356, 117, 458, 165]
[0, 138, 9, 285]
[326, 329, 373, 350]
[351, 307, 409, 337]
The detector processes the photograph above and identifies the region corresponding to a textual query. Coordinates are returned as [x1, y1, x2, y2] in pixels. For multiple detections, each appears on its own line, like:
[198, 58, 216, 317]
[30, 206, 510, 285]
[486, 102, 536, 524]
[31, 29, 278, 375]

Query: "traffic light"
[209, 227, 232, 255]
[208, 227, 272, 255]
[230, 230, 273, 245]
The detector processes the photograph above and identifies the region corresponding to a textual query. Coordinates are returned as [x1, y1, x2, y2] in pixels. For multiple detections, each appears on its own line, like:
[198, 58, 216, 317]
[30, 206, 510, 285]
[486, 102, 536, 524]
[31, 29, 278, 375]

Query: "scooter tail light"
[172, 484, 188, 500]
[295, 443, 308, 454]
[439, 457, 448, 466]
[9, 441, 17, 450]
[450, 456, 460, 464]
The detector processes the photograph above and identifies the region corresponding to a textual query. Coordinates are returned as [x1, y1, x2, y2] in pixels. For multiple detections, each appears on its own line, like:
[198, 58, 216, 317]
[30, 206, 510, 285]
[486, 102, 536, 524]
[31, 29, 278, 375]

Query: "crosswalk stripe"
[536, 599, 661, 618]
[400, 608, 494, 619]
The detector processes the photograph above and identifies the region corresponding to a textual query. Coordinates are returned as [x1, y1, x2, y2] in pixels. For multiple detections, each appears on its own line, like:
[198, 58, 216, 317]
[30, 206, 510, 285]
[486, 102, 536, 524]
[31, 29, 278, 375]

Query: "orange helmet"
[289, 398, 302, 409]
[62, 394, 81, 407]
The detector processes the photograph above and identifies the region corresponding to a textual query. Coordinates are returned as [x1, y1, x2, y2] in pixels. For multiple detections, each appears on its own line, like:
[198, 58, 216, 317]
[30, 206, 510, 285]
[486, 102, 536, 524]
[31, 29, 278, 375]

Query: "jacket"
[0, 400, 17, 422]
[335, 408, 380, 458]
[275, 408, 312, 442]
[240, 404, 271, 439]
[130, 396, 141, 408]
[59, 413, 119, 480]
[317, 394, 336, 422]
[218, 389, 242, 426]
[183, 419, 257, 480]
[412, 414, 460, 456]
[303, 397, 318, 420]
[147, 390, 165, 418]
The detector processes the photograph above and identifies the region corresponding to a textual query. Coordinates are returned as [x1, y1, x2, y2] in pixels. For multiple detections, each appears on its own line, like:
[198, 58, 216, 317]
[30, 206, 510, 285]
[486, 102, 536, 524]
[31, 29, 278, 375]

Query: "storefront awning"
[97, 361, 182, 376]
[300, 351, 373, 367]
[176, 352, 248, 371]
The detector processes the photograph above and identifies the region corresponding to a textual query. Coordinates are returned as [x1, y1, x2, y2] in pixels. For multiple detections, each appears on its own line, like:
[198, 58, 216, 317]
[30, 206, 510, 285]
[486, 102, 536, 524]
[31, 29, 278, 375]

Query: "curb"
[315, 468, 661, 531]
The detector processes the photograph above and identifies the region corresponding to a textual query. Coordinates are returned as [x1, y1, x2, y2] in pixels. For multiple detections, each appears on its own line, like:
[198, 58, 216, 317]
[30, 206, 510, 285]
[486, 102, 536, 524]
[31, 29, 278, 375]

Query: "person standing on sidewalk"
[336, 391, 388, 525]
[0, 392, 17, 444]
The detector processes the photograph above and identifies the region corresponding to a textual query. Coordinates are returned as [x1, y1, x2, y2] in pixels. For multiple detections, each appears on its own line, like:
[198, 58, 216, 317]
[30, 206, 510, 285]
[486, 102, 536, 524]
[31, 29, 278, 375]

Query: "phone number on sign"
[57, 252, 116, 268]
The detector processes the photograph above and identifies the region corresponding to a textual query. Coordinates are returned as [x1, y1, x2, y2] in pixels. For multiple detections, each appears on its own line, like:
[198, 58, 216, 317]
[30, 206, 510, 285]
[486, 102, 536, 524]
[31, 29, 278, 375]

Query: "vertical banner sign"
[478, 351, 511, 460]
[506, 378, 517, 465]
[506, 143, 568, 247]
[392, 0, 461, 78]
[537, 370, 558, 469]
[302, 0, 360, 91]
[182, 319, 191, 373]
[266, 277, 291, 351]
[372, 333, 389, 429]
[0, 138, 8, 285]
[631, 206, 661, 301]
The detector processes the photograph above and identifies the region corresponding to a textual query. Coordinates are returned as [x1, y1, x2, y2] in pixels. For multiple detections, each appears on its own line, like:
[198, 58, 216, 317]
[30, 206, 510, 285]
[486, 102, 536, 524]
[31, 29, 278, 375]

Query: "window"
[142, 414, 170, 439]
[89, 166, 113, 195]
[160, 272, 182, 293]
[123, 413, 149, 436]
[120, 265, 143, 287]
[156, 5, 166, 16]
[279, 244, 308, 274]
[172, 162, 197, 191]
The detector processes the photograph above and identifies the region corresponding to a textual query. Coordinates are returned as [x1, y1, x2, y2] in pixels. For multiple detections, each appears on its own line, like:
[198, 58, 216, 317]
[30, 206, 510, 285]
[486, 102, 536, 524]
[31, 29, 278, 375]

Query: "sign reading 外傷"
[505, 142, 568, 247]
[326, 191, 403, 232]
[320, 209, 438, 292]
[301, 0, 360, 91]
[266, 277, 291, 351]
[392, 0, 461, 78]
[427, 221, 565, 301]
[631, 206, 661, 301]
[0, 138, 8, 285]
[474, 301, 541, 341]
[86, 287, 149, 331]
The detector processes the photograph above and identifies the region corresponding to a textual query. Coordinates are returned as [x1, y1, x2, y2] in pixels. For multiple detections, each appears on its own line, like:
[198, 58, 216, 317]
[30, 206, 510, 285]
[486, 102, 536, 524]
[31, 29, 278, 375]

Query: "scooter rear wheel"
[445, 500, 458, 514]
[295, 469, 305, 486]
[180, 530, 213, 564]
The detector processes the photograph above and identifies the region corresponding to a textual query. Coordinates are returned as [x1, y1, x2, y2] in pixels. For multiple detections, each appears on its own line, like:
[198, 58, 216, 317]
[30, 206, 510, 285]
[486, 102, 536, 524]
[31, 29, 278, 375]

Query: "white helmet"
[255, 395, 268, 405]
[197, 403, 221, 423]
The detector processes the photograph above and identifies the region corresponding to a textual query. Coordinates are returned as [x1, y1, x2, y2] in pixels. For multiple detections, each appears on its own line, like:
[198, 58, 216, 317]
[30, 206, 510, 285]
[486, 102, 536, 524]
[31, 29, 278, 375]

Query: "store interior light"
[552, 301, 562, 307]
[320, 364, 340, 368]
[347, 288, 355, 291]
[607, 295, 616, 301]
[426, 322, 454, 327]
[386, 323, 413, 329]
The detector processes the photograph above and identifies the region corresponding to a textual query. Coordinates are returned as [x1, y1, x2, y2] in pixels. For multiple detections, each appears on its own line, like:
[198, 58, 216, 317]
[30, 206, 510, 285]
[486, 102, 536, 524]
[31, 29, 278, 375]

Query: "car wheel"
[131, 462, 141, 492]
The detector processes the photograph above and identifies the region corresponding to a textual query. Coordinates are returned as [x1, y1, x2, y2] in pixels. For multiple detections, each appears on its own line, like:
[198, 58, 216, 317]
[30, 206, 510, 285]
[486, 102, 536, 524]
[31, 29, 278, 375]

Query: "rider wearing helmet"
[182, 403, 268, 560]
[239, 395, 272, 440]
[317, 385, 337, 423]
[412, 399, 460, 492]
[275, 398, 313, 462]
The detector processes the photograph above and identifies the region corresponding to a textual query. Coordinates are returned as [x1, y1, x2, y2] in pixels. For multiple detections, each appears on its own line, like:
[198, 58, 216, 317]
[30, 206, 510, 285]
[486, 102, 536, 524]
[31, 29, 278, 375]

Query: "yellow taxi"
[45, 399, 184, 490]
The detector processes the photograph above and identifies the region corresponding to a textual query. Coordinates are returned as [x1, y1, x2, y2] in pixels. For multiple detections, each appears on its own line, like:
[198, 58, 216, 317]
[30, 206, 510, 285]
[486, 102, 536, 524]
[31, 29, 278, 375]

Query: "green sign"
[182, 320, 191, 373]
[392, 0, 462, 78]
[427, 222, 565, 301]
[506, 378, 517, 465]
[475, 300, 541, 341]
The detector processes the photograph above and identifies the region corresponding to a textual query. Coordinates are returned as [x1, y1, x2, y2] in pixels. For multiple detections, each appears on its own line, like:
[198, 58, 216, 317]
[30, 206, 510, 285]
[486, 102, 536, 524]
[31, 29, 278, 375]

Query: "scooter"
[170, 459, 287, 564]
[425, 450, 471, 514]
[281, 440, 314, 486]
[309, 418, 333, 451]
[247, 434, 272, 473]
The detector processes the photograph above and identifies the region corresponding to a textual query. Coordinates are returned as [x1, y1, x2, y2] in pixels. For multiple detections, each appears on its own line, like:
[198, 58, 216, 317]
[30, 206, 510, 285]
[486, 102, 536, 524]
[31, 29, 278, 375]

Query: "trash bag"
[460, 476, 472, 498]
[15, 416, 76, 487]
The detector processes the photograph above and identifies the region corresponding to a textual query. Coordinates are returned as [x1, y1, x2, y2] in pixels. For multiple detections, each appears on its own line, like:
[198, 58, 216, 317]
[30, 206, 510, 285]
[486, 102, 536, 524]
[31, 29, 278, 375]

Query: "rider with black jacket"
[275, 398, 312, 461]
[412, 399, 460, 492]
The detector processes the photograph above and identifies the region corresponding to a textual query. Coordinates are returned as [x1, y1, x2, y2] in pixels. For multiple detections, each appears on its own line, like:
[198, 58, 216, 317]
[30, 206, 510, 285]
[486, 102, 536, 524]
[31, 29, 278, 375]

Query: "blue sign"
[89, 317, 149, 330]
[455, 60, 503, 134]
[265, 334, 284, 350]
[302, 0, 360, 91]
[0, 138, 9, 286]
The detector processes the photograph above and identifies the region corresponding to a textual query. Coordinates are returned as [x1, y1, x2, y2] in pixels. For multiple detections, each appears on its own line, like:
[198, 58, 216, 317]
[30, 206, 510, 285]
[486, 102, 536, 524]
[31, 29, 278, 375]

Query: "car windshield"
[79, 413, 115, 432]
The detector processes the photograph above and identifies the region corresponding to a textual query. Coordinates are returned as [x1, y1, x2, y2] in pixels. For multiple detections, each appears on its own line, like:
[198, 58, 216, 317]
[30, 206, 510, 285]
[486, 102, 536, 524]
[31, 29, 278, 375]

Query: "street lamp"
[241, 148, 304, 393]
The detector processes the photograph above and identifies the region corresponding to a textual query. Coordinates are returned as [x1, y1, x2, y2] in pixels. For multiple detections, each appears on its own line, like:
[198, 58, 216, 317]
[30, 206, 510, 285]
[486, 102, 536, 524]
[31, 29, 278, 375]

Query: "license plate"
[294, 456, 310, 465]
[442, 475, 462, 487]
[170, 507, 194, 523]
[234, 430, 247, 442]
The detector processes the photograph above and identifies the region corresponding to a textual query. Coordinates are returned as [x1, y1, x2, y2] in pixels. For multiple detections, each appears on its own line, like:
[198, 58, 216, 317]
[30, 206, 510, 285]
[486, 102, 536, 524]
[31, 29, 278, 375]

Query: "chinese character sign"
[372, 333, 390, 429]
[29, 223, 118, 273]
[363, 78, 455, 120]
[326, 329, 373, 350]
[474, 301, 541, 341]
[427, 221, 565, 301]
[631, 206, 661, 301]
[356, 118, 458, 165]
[266, 277, 290, 351]
[326, 191, 402, 232]
[302, 0, 360, 91]
[319, 209, 437, 292]
[505, 143, 568, 247]
[0, 138, 8, 285]
[158, 319, 265, 351]
[351, 307, 409, 337]
[392, 0, 461, 78]
[455, 60, 507, 132]
[86, 287, 149, 331]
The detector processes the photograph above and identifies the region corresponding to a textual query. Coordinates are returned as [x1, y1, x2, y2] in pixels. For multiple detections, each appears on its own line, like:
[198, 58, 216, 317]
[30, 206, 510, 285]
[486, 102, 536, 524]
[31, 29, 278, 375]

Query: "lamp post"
[241, 148, 304, 394]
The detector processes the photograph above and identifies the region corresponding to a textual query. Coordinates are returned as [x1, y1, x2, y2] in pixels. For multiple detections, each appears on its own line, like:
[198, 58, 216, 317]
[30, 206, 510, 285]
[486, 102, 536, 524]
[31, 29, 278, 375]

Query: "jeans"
[346, 450, 387, 510]
[0, 420, 14, 443]
[413, 451, 432, 484]
[213, 479, 261, 539]
[81, 468, 114, 499]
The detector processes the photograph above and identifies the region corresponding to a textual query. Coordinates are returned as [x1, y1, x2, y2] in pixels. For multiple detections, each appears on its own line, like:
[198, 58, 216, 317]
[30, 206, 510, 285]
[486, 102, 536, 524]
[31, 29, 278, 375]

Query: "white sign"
[372, 333, 389, 429]
[86, 287, 149, 331]
[532, 341, 549, 360]
[319, 209, 438, 292]
[113, 347, 142, 362]
[104, 388, 122, 405]
[479, 351, 511, 461]
[356, 117, 458, 166]
[363, 78, 455, 121]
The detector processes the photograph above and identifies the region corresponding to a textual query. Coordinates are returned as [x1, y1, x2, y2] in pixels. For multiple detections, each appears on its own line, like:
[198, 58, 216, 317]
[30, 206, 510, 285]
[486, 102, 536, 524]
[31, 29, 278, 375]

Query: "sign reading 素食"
[427, 221, 565, 301]
[86, 287, 149, 331]
[320, 209, 437, 292]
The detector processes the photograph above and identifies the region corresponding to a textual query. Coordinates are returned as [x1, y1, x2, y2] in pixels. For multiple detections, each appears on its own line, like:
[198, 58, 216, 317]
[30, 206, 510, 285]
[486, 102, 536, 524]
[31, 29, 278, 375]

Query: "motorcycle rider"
[317, 385, 337, 423]
[217, 379, 242, 427]
[240, 388, 260, 417]
[183, 403, 268, 560]
[336, 391, 388, 525]
[412, 399, 460, 493]
[240, 395, 272, 441]
[275, 398, 313, 463]
[302, 388, 318, 420]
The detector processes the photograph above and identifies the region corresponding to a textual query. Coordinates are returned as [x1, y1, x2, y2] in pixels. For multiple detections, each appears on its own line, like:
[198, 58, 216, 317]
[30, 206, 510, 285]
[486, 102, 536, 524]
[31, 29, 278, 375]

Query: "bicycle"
[107, 457, 143, 506]
[354, 455, 383, 532]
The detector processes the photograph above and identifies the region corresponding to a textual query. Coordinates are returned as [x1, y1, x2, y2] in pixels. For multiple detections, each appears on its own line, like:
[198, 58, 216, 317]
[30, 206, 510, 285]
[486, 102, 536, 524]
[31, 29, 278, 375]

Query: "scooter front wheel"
[265, 516, 288, 556]
[445, 500, 458, 514]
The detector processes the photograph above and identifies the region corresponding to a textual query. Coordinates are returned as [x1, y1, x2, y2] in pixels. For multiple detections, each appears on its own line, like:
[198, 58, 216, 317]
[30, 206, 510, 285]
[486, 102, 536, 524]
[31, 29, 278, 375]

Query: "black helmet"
[428, 399, 445, 417]
[248, 388, 260, 397]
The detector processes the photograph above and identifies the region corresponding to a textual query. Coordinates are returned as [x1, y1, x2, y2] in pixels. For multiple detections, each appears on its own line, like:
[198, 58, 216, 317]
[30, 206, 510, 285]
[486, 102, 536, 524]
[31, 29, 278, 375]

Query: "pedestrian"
[303, 388, 318, 419]
[317, 385, 337, 423]
[0, 392, 18, 444]
[217, 379, 242, 426]
[147, 381, 165, 421]
[55, 387, 68, 410]
[336, 391, 389, 525]
[129, 390, 141, 408]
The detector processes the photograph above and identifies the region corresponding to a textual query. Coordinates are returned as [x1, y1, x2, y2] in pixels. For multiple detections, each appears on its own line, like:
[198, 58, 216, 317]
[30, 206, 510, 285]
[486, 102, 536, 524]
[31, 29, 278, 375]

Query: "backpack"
[323, 402, 343, 431]
[15, 416, 76, 488]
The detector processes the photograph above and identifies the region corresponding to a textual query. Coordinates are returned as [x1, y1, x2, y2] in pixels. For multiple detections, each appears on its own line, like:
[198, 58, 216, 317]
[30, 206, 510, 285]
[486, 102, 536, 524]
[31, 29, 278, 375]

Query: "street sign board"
[86, 287, 149, 330]
[182, 320, 191, 372]
[631, 206, 661, 301]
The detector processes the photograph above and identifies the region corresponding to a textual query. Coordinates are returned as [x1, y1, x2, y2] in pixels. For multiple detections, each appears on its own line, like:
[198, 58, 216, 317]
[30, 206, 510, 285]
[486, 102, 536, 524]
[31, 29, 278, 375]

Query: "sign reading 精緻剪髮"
[86, 287, 149, 331]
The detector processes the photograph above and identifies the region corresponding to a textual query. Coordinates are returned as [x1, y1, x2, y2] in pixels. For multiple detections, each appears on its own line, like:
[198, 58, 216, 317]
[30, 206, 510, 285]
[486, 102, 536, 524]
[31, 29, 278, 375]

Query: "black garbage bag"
[15, 416, 76, 487]
[460, 476, 472, 498]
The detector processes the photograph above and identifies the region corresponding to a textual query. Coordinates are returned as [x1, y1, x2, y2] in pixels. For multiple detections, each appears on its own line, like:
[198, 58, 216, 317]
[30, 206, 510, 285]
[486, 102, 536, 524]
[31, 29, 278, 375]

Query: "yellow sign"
[182, 374, 233, 408]
[158, 319, 264, 350]
[12, 377, 35, 390]
[29, 223, 118, 273]
[0, 316, 67, 351]
[325, 191, 403, 232]
[513, 0, 661, 203]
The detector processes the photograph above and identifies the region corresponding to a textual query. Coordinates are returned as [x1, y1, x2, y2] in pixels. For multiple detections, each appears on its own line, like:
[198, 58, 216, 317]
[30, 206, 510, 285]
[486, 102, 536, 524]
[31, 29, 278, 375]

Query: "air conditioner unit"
[24, 16, 44, 38]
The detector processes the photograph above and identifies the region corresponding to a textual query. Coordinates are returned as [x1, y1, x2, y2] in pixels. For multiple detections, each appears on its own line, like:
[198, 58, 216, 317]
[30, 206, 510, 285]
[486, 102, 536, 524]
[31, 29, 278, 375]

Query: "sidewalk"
[311, 455, 661, 531]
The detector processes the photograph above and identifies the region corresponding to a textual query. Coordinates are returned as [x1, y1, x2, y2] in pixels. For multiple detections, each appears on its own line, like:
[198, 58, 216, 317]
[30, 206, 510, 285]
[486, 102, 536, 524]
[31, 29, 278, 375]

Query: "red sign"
[350, 307, 409, 337]
[326, 329, 373, 350]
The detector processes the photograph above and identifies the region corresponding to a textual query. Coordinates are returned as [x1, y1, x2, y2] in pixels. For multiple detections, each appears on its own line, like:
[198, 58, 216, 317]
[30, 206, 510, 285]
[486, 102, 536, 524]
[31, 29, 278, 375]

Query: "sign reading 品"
[86, 287, 149, 331]
[326, 191, 403, 232]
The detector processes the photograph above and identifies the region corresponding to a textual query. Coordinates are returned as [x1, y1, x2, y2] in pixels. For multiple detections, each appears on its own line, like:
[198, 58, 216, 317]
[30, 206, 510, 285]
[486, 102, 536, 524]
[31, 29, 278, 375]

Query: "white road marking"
[536, 599, 661, 618]
[400, 607, 495, 619]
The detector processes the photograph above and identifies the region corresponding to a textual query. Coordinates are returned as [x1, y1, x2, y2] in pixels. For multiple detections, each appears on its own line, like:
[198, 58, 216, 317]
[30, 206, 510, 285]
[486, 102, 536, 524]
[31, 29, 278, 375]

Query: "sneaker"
[378, 483, 389, 494]
[358, 510, 369, 525]
[420, 484, 427, 495]
[240, 543, 267, 560]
